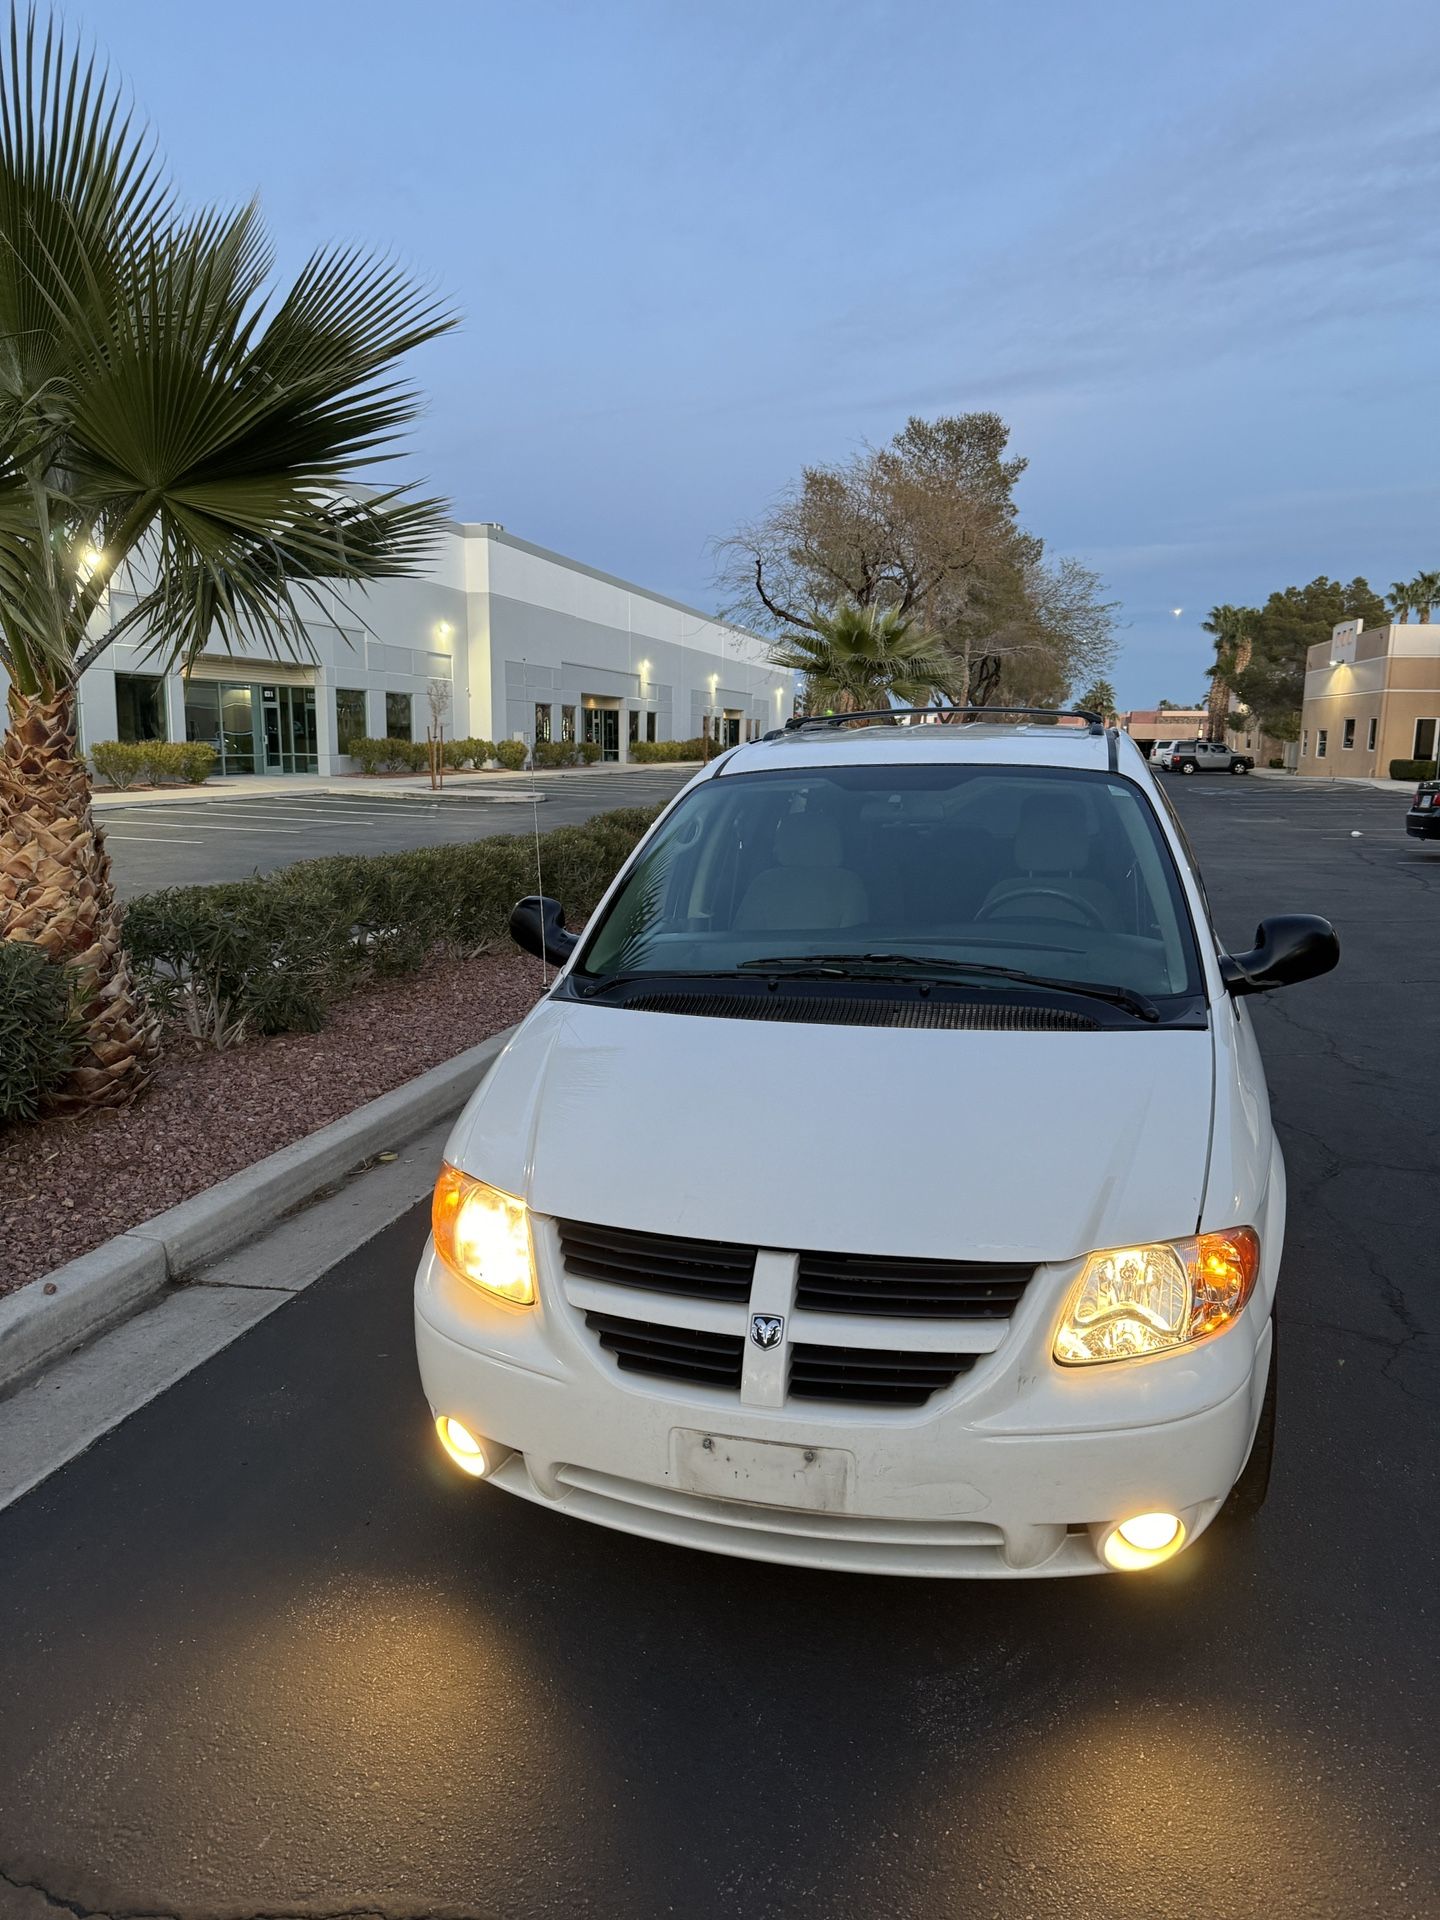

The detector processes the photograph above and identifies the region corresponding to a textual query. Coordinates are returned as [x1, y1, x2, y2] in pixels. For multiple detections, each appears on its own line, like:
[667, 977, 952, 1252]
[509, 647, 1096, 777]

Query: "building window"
[1301, 730, 1308, 758]
[628, 709, 639, 746]
[1316, 729, 1328, 759]
[1414, 718, 1437, 761]
[646, 711, 656, 742]
[385, 691, 412, 741]
[560, 704, 576, 743]
[1342, 717, 1355, 749]
[114, 672, 166, 743]
[535, 703, 552, 743]
[1367, 717, 1377, 751]
[335, 687, 367, 753]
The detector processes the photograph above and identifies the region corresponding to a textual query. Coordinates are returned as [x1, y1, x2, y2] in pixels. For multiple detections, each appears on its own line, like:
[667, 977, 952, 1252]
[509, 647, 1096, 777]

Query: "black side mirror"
[509, 895, 579, 966]
[1220, 915, 1339, 996]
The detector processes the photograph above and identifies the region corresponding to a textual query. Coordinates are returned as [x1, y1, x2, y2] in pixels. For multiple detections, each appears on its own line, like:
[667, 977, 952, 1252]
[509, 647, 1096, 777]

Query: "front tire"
[1230, 761, 1249, 775]
[1180, 760, 1197, 775]
[1221, 1319, 1277, 1522]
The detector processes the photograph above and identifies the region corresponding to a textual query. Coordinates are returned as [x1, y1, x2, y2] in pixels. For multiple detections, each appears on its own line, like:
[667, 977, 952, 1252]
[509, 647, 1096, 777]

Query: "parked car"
[1148, 739, 1176, 767]
[416, 711, 1338, 1578]
[1405, 778, 1440, 841]
[1166, 739, 1253, 775]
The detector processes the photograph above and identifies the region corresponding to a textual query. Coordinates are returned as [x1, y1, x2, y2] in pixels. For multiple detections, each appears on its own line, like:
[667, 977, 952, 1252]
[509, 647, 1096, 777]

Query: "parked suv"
[1166, 739, 1253, 775]
[1406, 778, 1440, 841]
[415, 713, 1337, 1577]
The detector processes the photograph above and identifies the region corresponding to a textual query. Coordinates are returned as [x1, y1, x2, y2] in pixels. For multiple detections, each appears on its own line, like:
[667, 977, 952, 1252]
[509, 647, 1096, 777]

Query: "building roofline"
[455, 521, 766, 645]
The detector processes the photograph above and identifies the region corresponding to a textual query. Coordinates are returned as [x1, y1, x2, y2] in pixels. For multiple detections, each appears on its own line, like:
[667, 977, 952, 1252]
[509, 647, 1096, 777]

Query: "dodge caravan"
[415, 711, 1338, 1577]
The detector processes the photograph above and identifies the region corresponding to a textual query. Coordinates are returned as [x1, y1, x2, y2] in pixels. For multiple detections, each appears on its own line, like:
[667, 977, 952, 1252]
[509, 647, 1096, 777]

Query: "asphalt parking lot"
[0, 775, 1435, 1919]
[100, 768, 697, 897]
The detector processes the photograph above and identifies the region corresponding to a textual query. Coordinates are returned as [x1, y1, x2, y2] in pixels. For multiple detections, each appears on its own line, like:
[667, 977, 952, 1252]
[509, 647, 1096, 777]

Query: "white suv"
[415, 712, 1337, 1577]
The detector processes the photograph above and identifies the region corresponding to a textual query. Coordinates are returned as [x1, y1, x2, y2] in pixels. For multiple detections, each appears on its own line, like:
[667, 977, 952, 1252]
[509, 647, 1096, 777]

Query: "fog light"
[436, 1415, 489, 1476]
[1101, 1511, 1186, 1571]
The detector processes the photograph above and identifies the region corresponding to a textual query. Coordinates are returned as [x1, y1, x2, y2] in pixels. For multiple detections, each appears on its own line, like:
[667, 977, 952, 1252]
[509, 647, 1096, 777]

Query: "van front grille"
[788, 1343, 978, 1407]
[584, 1310, 745, 1389]
[795, 1250, 1033, 1319]
[560, 1219, 756, 1302]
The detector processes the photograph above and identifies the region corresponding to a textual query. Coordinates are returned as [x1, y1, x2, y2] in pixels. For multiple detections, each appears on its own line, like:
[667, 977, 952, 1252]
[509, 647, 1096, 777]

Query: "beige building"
[1298, 618, 1440, 777]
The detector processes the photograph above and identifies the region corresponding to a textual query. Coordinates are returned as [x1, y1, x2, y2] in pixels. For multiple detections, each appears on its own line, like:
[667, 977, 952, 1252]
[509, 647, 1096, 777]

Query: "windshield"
[578, 763, 1203, 1003]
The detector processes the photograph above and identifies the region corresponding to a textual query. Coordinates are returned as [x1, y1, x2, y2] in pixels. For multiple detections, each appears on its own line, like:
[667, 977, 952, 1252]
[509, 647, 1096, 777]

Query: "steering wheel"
[975, 887, 1108, 930]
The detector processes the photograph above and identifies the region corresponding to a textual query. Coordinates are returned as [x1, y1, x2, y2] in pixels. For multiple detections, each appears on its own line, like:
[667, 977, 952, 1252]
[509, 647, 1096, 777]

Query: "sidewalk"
[90, 760, 699, 810]
[1251, 769, 1410, 792]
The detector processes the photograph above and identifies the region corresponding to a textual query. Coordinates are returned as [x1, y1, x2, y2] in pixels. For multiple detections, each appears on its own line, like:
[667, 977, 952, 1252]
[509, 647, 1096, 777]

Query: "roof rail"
[783, 705, 1107, 735]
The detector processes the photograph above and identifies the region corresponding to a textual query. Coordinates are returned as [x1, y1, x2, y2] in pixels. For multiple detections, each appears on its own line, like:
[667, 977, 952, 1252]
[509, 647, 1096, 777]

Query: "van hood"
[447, 1000, 1214, 1265]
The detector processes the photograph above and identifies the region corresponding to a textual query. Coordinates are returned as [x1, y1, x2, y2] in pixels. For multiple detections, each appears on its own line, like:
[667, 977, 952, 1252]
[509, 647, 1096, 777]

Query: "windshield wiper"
[739, 953, 1161, 1023]
[577, 968, 750, 997]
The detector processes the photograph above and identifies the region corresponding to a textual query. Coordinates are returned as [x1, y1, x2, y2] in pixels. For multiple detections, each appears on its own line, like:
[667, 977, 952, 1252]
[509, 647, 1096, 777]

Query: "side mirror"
[509, 895, 579, 966]
[1220, 915, 1339, 996]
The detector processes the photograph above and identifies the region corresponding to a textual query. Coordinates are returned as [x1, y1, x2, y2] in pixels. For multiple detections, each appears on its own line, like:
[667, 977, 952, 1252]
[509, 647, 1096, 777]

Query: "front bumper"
[414, 1230, 1273, 1579]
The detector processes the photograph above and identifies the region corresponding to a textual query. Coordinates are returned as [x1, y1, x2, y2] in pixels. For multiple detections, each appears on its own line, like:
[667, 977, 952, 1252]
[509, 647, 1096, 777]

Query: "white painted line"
[100, 819, 302, 834]
[104, 833, 206, 845]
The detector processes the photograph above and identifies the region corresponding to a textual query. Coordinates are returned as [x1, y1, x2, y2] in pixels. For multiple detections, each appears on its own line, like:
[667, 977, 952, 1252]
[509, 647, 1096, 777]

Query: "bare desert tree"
[715, 413, 1116, 709]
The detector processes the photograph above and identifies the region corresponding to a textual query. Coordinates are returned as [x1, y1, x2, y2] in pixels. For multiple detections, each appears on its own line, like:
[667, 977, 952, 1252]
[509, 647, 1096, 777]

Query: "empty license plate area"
[672, 1430, 854, 1511]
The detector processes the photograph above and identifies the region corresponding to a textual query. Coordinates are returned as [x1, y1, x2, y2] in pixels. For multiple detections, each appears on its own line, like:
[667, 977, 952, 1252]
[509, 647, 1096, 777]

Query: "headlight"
[1053, 1227, 1258, 1364]
[432, 1165, 536, 1306]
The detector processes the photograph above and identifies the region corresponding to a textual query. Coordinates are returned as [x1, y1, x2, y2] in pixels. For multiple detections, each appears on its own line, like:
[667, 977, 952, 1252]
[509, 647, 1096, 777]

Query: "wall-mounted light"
[436, 620, 452, 640]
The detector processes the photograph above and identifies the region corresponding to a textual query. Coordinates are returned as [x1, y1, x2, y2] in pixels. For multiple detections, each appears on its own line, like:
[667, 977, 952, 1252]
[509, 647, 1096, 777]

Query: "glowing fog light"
[1100, 1512, 1187, 1571]
[436, 1415, 489, 1476]
[432, 1165, 536, 1305]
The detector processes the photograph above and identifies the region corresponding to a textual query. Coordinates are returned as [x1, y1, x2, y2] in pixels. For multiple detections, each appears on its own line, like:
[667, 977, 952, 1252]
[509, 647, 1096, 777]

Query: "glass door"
[260, 685, 318, 773]
[601, 709, 619, 761]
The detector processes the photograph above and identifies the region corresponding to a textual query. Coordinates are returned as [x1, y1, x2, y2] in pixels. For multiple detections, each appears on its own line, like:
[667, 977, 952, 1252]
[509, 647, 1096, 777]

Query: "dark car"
[1406, 780, 1440, 841]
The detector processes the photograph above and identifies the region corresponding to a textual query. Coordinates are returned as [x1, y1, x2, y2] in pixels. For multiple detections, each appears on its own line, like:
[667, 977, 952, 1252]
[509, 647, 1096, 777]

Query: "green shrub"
[347, 736, 388, 774]
[178, 742, 216, 783]
[494, 738, 528, 771]
[533, 739, 581, 769]
[1390, 759, 1437, 782]
[456, 738, 495, 768]
[1268, 757, 1285, 770]
[379, 736, 411, 771]
[122, 804, 663, 1046]
[0, 942, 78, 1123]
[90, 740, 146, 788]
[442, 738, 471, 769]
[629, 736, 712, 763]
[578, 740, 602, 764]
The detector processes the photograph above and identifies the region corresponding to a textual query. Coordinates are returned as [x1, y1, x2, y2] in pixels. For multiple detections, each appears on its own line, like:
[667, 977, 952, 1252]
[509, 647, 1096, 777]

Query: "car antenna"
[527, 665, 548, 989]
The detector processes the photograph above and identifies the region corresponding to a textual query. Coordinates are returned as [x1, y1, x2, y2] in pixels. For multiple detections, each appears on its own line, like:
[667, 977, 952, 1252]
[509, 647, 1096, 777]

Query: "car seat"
[734, 810, 868, 932]
[976, 793, 1120, 930]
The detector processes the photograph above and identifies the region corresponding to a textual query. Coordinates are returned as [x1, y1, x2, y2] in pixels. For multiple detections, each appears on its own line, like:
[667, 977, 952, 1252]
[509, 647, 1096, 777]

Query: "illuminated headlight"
[432, 1165, 536, 1306]
[1054, 1227, 1259, 1364]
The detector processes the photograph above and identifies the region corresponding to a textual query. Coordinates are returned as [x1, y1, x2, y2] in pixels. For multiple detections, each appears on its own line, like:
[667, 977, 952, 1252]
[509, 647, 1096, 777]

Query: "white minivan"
[414, 713, 1338, 1577]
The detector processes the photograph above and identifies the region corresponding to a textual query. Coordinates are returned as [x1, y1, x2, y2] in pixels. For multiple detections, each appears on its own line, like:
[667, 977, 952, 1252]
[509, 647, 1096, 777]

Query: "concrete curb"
[0, 1026, 516, 1399]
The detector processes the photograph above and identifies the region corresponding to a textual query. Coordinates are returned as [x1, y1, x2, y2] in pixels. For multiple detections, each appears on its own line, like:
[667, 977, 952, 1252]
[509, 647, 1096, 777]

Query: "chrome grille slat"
[795, 1249, 1034, 1320]
[559, 1219, 755, 1302]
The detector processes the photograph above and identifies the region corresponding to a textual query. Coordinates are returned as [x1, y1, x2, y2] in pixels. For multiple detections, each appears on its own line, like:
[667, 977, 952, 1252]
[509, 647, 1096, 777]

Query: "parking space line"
[101, 819, 303, 833]
[104, 833, 206, 845]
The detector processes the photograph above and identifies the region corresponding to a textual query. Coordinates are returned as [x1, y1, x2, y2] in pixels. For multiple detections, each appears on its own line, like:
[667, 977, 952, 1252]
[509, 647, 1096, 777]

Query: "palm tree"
[0, 12, 455, 1110]
[1410, 570, 1440, 624]
[1075, 679, 1117, 721]
[1202, 604, 1255, 739]
[769, 603, 960, 715]
[1389, 580, 1417, 624]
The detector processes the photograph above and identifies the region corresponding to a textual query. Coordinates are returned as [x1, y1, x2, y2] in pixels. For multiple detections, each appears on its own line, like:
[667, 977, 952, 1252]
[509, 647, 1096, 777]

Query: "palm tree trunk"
[0, 686, 158, 1110]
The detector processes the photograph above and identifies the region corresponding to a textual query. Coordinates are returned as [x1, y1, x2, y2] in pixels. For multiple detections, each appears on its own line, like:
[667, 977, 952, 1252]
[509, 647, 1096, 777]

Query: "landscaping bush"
[1268, 757, 1285, 769]
[494, 738, 528, 771]
[179, 742, 216, 783]
[630, 736, 712, 763]
[90, 740, 146, 788]
[533, 739, 581, 769]
[122, 804, 663, 1046]
[346, 736, 388, 774]
[579, 740, 602, 764]
[1390, 759, 1438, 782]
[0, 942, 78, 1123]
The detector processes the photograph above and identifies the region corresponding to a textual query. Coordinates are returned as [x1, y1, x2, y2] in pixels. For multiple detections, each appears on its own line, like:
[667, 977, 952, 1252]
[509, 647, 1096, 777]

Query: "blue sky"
[102, 0, 1439, 703]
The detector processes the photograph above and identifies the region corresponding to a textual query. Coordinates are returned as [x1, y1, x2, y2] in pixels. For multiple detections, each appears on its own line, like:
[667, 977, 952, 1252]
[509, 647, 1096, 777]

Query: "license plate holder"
[672, 1430, 853, 1511]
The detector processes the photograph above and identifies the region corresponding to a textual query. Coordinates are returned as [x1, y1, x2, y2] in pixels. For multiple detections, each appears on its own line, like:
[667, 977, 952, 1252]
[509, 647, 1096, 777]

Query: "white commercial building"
[31, 521, 793, 775]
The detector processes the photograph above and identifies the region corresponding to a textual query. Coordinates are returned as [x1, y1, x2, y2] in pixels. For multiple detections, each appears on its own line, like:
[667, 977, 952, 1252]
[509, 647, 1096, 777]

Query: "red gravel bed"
[0, 947, 549, 1297]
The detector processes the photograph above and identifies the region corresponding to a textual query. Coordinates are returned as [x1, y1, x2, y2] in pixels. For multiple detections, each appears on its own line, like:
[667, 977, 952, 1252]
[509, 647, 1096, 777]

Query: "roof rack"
[783, 705, 1107, 735]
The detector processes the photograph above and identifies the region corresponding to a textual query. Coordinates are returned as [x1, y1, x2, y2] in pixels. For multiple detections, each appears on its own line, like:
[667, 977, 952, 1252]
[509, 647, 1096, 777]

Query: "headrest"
[1013, 795, 1091, 873]
[774, 811, 844, 868]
